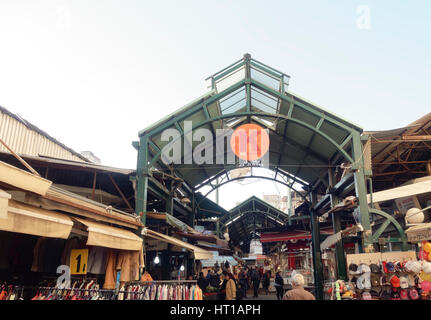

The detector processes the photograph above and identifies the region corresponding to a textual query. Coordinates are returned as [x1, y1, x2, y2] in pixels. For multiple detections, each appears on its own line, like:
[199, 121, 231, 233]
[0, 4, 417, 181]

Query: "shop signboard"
[406, 223, 431, 243]
[70, 249, 88, 275]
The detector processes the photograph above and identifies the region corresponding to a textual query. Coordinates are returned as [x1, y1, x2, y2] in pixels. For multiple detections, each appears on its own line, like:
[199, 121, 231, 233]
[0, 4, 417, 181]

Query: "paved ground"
[242, 290, 279, 301]
[242, 293, 278, 300]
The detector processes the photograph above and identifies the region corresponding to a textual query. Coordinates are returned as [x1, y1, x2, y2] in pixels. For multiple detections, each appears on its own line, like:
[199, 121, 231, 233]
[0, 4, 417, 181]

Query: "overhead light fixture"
[180, 265, 185, 272]
[154, 254, 160, 264]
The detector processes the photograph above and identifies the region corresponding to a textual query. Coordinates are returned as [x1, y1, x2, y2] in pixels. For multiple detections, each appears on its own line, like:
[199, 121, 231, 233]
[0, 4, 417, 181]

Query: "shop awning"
[195, 241, 233, 256]
[173, 231, 217, 243]
[146, 212, 197, 233]
[0, 161, 52, 196]
[142, 228, 213, 260]
[0, 199, 73, 238]
[320, 232, 342, 251]
[260, 231, 312, 243]
[320, 225, 362, 251]
[74, 217, 143, 251]
[367, 179, 431, 204]
[406, 222, 431, 242]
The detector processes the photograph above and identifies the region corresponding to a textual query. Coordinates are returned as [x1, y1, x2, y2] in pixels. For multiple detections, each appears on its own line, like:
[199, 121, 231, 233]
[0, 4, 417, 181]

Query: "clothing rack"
[139, 280, 197, 283]
[34, 286, 129, 294]
[24, 280, 203, 300]
[120, 280, 202, 301]
[0, 284, 25, 300]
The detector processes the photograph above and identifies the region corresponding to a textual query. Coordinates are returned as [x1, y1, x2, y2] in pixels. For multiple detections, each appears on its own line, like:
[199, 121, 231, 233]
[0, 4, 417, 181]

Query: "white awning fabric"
[142, 228, 213, 260]
[0, 161, 52, 196]
[0, 199, 73, 238]
[320, 232, 342, 251]
[367, 179, 431, 204]
[74, 217, 143, 251]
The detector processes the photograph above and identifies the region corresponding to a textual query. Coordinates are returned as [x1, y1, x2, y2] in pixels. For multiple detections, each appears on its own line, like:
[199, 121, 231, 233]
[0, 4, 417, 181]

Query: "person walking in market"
[225, 273, 237, 300]
[219, 271, 228, 300]
[274, 271, 285, 300]
[262, 270, 271, 295]
[282, 273, 316, 300]
[251, 267, 261, 298]
[238, 268, 248, 299]
[209, 269, 221, 288]
[197, 272, 209, 292]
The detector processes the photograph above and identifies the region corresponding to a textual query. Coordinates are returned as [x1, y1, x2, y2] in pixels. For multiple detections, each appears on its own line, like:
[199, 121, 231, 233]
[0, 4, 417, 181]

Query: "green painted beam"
[372, 219, 392, 241]
[310, 192, 324, 300]
[369, 208, 408, 251]
[352, 132, 373, 250]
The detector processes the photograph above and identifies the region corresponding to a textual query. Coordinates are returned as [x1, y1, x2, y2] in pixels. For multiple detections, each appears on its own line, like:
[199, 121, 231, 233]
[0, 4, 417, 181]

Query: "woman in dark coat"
[274, 271, 284, 300]
[262, 271, 271, 295]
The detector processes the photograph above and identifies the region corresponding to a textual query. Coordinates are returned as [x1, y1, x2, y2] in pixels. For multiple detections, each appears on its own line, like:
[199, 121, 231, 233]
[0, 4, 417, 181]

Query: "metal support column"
[136, 136, 149, 226]
[287, 179, 292, 225]
[329, 168, 347, 280]
[189, 192, 196, 228]
[310, 191, 324, 300]
[352, 132, 373, 252]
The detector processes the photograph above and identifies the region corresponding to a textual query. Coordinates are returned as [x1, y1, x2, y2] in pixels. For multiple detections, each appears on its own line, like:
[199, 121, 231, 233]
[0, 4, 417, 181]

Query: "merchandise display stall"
[0, 160, 206, 300]
[326, 251, 429, 300]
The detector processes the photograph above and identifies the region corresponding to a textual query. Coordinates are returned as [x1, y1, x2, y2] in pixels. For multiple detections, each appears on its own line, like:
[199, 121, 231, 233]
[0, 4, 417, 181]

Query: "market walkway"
[242, 290, 279, 300]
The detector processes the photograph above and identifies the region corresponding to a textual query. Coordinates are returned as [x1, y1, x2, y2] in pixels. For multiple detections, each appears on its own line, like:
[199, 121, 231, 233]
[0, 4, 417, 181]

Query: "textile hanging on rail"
[31, 279, 113, 300]
[26, 280, 202, 301]
[0, 283, 24, 300]
[117, 281, 203, 300]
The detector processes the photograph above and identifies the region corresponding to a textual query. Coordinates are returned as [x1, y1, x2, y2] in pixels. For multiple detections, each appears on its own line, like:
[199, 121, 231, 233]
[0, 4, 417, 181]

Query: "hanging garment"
[144, 287, 150, 300]
[151, 285, 157, 300]
[103, 249, 118, 289]
[31, 237, 47, 272]
[61, 237, 84, 266]
[116, 248, 144, 283]
[88, 246, 108, 274]
[43, 239, 65, 273]
[0, 232, 12, 269]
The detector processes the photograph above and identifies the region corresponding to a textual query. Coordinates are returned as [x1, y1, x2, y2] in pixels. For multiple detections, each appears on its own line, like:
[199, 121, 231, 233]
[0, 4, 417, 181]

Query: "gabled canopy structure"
[137, 54, 364, 195]
[134, 54, 408, 299]
[219, 196, 290, 251]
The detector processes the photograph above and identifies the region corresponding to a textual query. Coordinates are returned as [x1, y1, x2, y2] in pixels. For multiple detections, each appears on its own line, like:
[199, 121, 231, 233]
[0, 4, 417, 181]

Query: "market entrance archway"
[134, 54, 374, 299]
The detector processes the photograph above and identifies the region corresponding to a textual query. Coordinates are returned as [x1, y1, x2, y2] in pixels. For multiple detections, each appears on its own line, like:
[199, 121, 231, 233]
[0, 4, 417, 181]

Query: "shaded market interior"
[0, 54, 430, 300]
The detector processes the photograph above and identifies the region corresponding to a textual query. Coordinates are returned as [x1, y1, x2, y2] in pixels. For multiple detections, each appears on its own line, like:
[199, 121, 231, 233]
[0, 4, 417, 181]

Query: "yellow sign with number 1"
[70, 249, 88, 275]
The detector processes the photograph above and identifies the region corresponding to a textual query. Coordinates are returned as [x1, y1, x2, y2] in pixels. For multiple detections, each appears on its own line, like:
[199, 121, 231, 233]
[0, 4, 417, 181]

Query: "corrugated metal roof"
[0, 105, 89, 162]
[365, 112, 431, 191]
[20, 153, 133, 174]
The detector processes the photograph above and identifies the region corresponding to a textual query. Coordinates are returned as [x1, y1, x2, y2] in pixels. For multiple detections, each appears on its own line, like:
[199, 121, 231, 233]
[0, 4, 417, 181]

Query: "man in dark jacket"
[218, 271, 228, 299]
[197, 272, 209, 292]
[262, 271, 270, 295]
[274, 271, 284, 300]
[251, 267, 261, 298]
[238, 268, 248, 299]
[209, 270, 221, 288]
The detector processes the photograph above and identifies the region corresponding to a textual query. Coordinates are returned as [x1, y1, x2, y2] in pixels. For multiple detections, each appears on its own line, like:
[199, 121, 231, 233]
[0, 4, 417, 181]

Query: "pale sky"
[0, 1, 430, 210]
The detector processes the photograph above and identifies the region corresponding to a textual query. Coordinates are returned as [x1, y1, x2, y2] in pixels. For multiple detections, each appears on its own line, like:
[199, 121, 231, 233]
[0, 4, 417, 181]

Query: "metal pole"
[287, 179, 292, 225]
[352, 132, 373, 252]
[329, 168, 347, 280]
[215, 177, 219, 205]
[136, 135, 149, 226]
[190, 192, 196, 228]
[310, 191, 324, 300]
